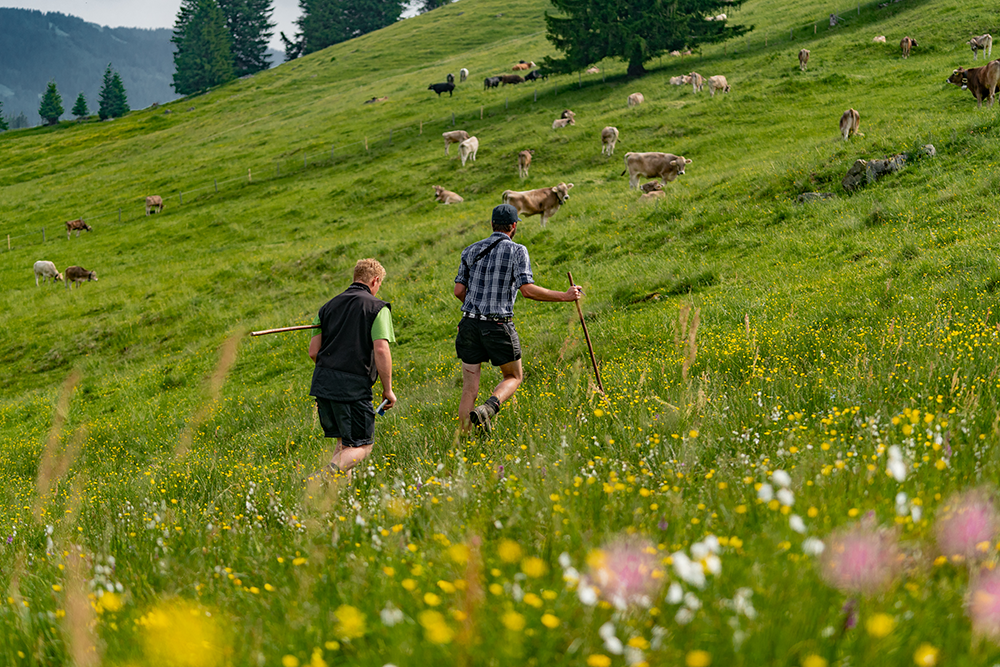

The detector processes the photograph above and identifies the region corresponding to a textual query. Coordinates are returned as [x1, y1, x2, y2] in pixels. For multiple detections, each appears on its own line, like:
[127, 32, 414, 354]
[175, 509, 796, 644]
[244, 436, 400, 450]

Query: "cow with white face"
[501, 183, 574, 227]
[623, 152, 692, 189]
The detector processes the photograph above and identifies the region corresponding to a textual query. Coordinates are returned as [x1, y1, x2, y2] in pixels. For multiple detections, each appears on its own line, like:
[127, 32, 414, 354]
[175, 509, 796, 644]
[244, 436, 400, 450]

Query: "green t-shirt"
[310, 307, 395, 342]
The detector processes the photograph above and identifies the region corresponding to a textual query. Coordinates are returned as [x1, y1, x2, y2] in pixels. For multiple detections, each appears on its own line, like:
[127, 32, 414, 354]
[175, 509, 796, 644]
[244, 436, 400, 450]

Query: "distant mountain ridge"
[0, 8, 281, 126]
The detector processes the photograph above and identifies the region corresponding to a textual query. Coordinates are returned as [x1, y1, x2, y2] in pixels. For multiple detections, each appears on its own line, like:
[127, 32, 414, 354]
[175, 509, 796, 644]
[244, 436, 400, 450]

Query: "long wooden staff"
[568, 271, 604, 394]
[250, 324, 320, 337]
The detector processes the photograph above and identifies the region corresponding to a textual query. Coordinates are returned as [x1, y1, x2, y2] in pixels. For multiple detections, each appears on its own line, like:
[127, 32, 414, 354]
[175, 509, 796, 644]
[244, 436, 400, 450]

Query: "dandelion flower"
[334, 605, 366, 640]
[586, 655, 611, 667]
[935, 489, 999, 560]
[501, 610, 525, 631]
[498, 540, 522, 563]
[802, 656, 827, 667]
[865, 612, 895, 638]
[913, 643, 939, 666]
[819, 522, 901, 595]
[417, 610, 454, 644]
[685, 649, 712, 667]
[521, 556, 548, 578]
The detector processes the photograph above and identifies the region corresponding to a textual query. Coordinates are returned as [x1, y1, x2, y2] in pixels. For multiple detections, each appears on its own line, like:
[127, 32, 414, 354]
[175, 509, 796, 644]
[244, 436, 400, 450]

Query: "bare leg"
[332, 442, 373, 476]
[492, 359, 523, 403]
[459, 363, 482, 430]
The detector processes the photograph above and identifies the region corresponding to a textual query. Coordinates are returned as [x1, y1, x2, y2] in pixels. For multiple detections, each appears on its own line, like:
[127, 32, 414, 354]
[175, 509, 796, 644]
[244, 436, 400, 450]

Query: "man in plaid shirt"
[454, 203, 583, 431]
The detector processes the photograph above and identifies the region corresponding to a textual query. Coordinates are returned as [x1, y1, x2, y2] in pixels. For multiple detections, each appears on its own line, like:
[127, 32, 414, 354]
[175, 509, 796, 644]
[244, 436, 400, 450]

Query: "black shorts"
[455, 318, 522, 366]
[315, 397, 375, 447]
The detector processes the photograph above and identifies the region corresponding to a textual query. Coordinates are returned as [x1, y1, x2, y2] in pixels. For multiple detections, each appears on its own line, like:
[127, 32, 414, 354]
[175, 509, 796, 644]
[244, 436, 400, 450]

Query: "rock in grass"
[843, 145, 935, 192]
[796, 192, 835, 203]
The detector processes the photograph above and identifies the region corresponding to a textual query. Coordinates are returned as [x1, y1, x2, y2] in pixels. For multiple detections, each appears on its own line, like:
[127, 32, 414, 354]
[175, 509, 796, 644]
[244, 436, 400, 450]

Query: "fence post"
[248, 168, 252, 183]
[481, 106, 484, 119]
[534, 89, 537, 102]
[277, 161, 280, 177]
[179, 192, 183, 205]
[7, 235, 9, 251]
[332, 145, 335, 159]
[505, 97, 508, 110]
[304, 156, 307, 169]
[814, 23, 817, 34]
[119, 208, 121, 223]
[389, 129, 392, 145]
[42, 228, 45, 243]
[365, 137, 369, 151]
[214, 178, 218, 193]
[578, 72, 582, 88]
[419, 121, 423, 135]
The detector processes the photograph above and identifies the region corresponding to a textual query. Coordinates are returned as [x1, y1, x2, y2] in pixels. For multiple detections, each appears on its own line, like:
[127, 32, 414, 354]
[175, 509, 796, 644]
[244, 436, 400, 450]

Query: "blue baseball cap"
[492, 203, 522, 225]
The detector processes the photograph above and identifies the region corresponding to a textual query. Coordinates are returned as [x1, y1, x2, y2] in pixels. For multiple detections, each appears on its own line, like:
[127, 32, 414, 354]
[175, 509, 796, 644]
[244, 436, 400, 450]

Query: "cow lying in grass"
[433, 185, 463, 204]
[502, 183, 573, 227]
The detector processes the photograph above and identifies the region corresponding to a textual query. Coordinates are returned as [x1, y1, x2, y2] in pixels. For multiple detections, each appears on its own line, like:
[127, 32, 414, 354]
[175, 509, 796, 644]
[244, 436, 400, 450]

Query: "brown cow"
[689, 72, 705, 93]
[65, 218, 92, 239]
[501, 183, 574, 227]
[512, 61, 535, 71]
[839, 108, 860, 140]
[500, 74, 524, 85]
[640, 181, 663, 194]
[627, 92, 644, 107]
[442, 130, 470, 156]
[65, 265, 98, 289]
[900, 36, 917, 59]
[601, 127, 619, 156]
[799, 49, 810, 71]
[433, 185, 464, 204]
[623, 152, 692, 189]
[946, 61, 1000, 108]
[145, 195, 164, 215]
[707, 76, 730, 96]
[518, 150, 533, 179]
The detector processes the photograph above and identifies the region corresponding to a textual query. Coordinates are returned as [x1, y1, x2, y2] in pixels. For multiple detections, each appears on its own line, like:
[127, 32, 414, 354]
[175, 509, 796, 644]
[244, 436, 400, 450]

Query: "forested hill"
[0, 8, 178, 124]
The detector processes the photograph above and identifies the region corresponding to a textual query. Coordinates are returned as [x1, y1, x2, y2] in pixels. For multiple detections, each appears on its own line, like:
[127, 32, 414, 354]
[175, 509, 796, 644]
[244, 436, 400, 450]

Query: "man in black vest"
[308, 258, 396, 478]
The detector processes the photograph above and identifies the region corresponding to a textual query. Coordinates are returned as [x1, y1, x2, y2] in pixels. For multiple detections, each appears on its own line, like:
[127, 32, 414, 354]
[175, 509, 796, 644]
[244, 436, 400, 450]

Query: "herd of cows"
[29, 29, 1000, 288]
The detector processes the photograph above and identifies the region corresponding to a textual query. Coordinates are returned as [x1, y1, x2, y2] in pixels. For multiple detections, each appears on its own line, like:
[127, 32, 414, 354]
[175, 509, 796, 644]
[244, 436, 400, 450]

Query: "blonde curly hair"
[353, 258, 386, 284]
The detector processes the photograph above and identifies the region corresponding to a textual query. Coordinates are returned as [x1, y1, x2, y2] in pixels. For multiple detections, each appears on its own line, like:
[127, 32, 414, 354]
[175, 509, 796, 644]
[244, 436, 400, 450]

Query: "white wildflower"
[802, 537, 826, 556]
[777, 488, 795, 507]
[666, 582, 684, 604]
[772, 470, 792, 488]
[789, 514, 806, 534]
[757, 483, 774, 502]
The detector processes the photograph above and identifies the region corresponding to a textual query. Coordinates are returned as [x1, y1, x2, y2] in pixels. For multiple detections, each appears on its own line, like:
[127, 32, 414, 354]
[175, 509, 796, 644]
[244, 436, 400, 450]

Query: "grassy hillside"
[4, 0, 1000, 663]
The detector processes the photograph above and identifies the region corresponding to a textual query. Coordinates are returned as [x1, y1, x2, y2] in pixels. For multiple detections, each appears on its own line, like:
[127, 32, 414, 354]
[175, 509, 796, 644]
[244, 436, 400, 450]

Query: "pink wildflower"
[587, 538, 663, 609]
[969, 569, 1000, 639]
[935, 490, 999, 560]
[819, 522, 901, 595]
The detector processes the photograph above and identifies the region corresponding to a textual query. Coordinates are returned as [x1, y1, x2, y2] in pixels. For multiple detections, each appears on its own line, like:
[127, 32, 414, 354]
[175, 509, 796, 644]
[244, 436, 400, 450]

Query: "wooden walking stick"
[568, 271, 604, 394]
[250, 324, 320, 337]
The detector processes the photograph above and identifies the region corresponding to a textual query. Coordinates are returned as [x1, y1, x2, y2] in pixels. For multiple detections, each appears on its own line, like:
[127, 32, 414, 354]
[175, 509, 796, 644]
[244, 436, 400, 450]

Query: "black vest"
[310, 283, 389, 402]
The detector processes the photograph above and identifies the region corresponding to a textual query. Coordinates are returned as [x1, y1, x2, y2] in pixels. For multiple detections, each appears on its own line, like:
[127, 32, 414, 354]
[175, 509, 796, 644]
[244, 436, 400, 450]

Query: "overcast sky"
[5, 0, 304, 51]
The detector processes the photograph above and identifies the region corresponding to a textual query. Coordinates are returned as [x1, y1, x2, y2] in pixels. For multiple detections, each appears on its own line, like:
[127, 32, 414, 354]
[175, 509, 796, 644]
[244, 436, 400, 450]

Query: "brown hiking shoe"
[470, 404, 495, 432]
[304, 462, 343, 483]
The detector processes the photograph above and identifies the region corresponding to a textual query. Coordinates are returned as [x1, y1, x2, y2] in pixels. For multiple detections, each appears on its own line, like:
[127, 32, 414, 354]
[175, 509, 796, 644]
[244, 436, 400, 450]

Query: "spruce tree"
[417, 0, 450, 13]
[38, 80, 64, 125]
[544, 0, 752, 77]
[172, 0, 235, 94]
[0, 101, 8, 131]
[72, 92, 90, 119]
[218, 0, 275, 77]
[282, 0, 405, 58]
[99, 65, 131, 119]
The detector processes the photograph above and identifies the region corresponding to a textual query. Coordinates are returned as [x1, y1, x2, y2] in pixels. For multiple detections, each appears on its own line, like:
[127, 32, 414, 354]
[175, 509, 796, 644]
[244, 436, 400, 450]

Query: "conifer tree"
[99, 65, 131, 119]
[218, 0, 275, 77]
[172, 0, 235, 94]
[0, 101, 8, 131]
[38, 80, 64, 125]
[282, 0, 405, 59]
[417, 0, 450, 13]
[72, 92, 90, 119]
[544, 0, 751, 77]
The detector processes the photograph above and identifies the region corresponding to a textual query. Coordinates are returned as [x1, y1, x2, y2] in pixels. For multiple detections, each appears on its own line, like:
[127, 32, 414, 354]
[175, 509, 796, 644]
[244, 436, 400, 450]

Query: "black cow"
[524, 69, 546, 81]
[484, 76, 501, 89]
[447, 73, 455, 84]
[428, 82, 455, 97]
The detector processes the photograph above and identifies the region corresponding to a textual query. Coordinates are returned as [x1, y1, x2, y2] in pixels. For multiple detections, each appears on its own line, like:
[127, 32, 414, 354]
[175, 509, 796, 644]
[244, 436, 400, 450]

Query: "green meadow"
[4, 0, 1000, 663]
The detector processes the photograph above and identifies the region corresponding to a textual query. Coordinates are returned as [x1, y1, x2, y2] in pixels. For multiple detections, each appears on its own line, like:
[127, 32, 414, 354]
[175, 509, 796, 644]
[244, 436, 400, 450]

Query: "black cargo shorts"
[315, 397, 375, 447]
[455, 317, 522, 366]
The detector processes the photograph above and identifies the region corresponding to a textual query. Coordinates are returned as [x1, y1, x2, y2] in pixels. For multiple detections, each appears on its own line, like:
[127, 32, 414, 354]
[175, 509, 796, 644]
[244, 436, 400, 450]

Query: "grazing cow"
[65, 218, 92, 239]
[707, 76, 730, 96]
[145, 195, 164, 215]
[552, 117, 575, 129]
[447, 73, 455, 84]
[484, 76, 501, 89]
[799, 49, 810, 71]
[969, 34, 993, 61]
[501, 183, 574, 227]
[601, 127, 619, 156]
[459, 136, 479, 166]
[839, 108, 860, 140]
[65, 265, 98, 289]
[586, 67, 600, 74]
[640, 181, 663, 194]
[433, 185, 464, 204]
[518, 150, 533, 179]
[689, 72, 705, 93]
[873, 35, 886, 43]
[442, 130, 470, 156]
[628, 92, 644, 107]
[623, 152, 692, 189]
[670, 75, 692, 86]
[500, 74, 524, 85]
[33, 260, 63, 286]
[428, 82, 455, 97]
[946, 61, 1000, 108]
[460, 68, 469, 82]
[900, 36, 917, 59]
[525, 69, 545, 81]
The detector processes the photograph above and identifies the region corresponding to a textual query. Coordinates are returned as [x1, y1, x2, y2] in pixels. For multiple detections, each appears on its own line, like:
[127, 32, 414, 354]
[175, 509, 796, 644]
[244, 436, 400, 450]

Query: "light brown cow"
[586, 67, 600, 74]
[872, 35, 886, 43]
[560, 109, 575, 120]
[145, 195, 164, 215]
[442, 130, 470, 156]
[623, 152, 692, 189]
[34, 260, 63, 285]
[839, 108, 860, 140]
[900, 36, 917, 59]
[65, 218, 92, 239]
[518, 150, 533, 178]
[707, 76, 730, 96]
[433, 185, 464, 204]
[65, 265, 98, 289]
[640, 190, 666, 201]
[969, 34, 993, 61]
[946, 60, 1000, 108]
[799, 49, 810, 71]
[669, 50, 682, 57]
[459, 136, 479, 166]
[670, 75, 692, 86]
[627, 92, 644, 107]
[689, 72, 705, 93]
[552, 117, 575, 129]
[640, 181, 663, 194]
[601, 127, 619, 156]
[501, 183, 574, 227]
[512, 61, 535, 71]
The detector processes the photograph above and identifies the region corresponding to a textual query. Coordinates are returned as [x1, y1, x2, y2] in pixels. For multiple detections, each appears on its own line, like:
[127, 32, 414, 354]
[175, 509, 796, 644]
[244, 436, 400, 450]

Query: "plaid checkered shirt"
[455, 232, 534, 318]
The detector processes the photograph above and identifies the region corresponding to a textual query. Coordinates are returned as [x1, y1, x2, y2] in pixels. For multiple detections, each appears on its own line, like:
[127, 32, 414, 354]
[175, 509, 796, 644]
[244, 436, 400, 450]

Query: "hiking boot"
[470, 404, 495, 432]
[304, 462, 343, 483]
